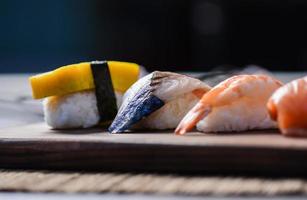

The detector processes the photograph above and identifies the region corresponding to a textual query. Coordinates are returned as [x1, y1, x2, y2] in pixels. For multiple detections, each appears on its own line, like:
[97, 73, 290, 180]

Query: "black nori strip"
[91, 61, 117, 123]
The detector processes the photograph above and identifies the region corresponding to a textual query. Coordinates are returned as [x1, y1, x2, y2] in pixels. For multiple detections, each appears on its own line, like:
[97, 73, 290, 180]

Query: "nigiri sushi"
[109, 71, 211, 133]
[197, 65, 272, 87]
[175, 74, 283, 135]
[29, 61, 145, 129]
[267, 76, 307, 137]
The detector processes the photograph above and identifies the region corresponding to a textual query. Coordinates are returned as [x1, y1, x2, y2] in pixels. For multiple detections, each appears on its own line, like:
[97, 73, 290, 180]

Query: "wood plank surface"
[1, 123, 307, 175]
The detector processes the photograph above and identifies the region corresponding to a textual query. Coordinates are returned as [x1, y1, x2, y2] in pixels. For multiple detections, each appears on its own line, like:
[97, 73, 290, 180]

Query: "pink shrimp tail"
[175, 102, 211, 135]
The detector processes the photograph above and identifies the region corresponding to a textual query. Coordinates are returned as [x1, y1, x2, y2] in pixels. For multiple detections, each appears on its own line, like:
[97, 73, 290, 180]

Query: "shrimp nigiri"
[267, 76, 307, 137]
[109, 71, 211, 133]
[175, 75, 283, 135]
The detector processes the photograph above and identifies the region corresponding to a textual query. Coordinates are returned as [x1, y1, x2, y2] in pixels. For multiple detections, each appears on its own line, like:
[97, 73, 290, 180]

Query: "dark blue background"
[1, 0, 307, 73]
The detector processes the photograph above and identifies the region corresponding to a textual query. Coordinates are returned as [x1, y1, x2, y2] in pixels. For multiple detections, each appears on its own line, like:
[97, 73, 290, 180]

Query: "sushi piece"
[267, 76, 307, 137]
[197, 65, 272, 87]
[29, 61, 145, 129]
[175, 74, 283, 135]
[109, 71, 211, 133]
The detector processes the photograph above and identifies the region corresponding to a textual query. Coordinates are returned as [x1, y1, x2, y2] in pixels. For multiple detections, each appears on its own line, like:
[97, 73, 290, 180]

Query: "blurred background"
[1, 0, 307, 73]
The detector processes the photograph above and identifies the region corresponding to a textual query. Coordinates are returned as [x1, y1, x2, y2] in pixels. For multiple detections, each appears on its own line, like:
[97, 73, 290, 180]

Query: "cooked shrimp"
[267, 76, 307, 137]
[175, 75, 283, 135]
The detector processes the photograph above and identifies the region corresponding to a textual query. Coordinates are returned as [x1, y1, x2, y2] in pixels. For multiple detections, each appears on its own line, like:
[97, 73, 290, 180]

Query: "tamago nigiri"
[175, 74, 283, 135]
[109, 71, 211, 133]
[29, 61, 146, 129]
[267, 76, 307, 137]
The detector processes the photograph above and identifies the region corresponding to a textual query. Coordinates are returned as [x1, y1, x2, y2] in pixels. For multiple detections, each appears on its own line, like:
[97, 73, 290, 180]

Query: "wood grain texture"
[1, 123, 307, 175]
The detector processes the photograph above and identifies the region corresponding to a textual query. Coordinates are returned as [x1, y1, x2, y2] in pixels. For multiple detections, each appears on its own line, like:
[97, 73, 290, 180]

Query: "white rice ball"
[43, 90, 123, 129]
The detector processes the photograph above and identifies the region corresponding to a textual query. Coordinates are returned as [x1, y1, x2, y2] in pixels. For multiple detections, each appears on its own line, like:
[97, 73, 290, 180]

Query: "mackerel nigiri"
[176, 75, 283, 135]
[109, 71, 211, 133]
[267, 76, 307, 137]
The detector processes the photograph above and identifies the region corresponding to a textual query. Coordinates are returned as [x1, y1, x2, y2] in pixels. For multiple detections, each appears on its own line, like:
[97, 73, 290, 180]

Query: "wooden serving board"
[1, 123, 307, 175]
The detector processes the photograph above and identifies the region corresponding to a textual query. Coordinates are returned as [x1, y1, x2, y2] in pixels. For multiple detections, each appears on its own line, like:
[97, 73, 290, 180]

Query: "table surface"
[0, 72, 306, 199]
